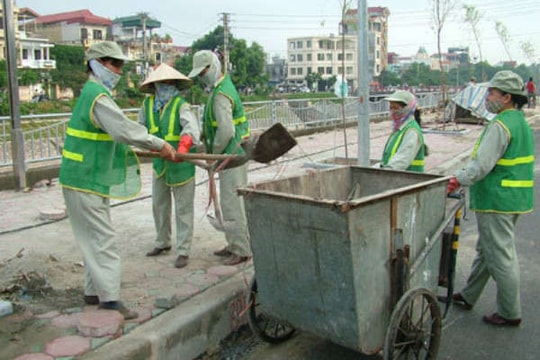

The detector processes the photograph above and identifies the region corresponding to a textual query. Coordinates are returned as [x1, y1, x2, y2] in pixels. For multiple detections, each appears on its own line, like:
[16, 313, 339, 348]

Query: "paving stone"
[77, 310, 124, 338]
[207, 265, 239, 277]
[155, 294, 179, 309]
[35, 310, 60, 319]
[90, 336, 112, 349]
[44, 335, 90, 358]
[185, 272, 220, 289]
[13, 353, 54, 360]
[51, 313, 81, 329]
[175, 283, 200, 298]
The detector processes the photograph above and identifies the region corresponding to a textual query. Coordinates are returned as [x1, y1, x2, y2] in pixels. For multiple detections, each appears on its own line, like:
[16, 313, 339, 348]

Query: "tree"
[305, 72, 322, 90]
[495, 21, 512, 62]
[463, 4, 485, 80]
[50, 45, 87, 97]
[429, 0, 457, 102]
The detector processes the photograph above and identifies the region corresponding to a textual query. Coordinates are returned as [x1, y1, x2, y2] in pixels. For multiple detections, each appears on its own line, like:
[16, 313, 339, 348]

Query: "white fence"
[0, 93, 442, 168]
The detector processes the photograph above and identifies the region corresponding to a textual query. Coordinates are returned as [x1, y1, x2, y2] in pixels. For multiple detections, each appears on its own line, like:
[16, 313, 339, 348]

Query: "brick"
[77, 310, 124, 338]
[14, 353, 54, 360]
[207, 265, 239, 277]
[35, 310, 60, 319]
[44, 335, 90, 358]
[51, 313, 81, 329]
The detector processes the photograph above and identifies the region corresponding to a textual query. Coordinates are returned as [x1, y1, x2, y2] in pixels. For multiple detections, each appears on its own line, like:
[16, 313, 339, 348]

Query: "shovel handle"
[134, 150, 244, 162]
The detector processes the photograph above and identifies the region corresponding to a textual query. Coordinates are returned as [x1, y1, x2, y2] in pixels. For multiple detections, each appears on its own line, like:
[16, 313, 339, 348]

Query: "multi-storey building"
[0, 6, 55, 70]
[33, 9, 111, 48]
[286, 6, 389, 91]
[287, 34, 357, 91]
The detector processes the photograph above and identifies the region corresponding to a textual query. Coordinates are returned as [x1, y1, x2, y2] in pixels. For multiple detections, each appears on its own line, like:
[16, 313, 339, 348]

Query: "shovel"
[135, 122, 297, 170]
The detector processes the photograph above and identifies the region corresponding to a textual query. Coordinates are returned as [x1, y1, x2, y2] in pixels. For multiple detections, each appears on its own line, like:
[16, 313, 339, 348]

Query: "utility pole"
[356, 0, 370, 166]
[3, 0, 27, 190]
[141, 12, 148, 63]
[222, 12, 230, 73]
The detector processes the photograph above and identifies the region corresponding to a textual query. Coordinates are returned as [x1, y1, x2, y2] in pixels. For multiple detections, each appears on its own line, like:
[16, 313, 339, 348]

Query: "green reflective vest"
[470, 109, 534, 213]
[381, 119, 425, 172]
[59, 80, 141, 199]
[142, 95, 195, 186]
[202, 74, 250, 154]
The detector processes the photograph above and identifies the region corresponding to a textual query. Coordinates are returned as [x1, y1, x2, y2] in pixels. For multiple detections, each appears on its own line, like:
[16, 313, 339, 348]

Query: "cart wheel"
[247, 278, 295, 343]
[384, 288, 442, 360]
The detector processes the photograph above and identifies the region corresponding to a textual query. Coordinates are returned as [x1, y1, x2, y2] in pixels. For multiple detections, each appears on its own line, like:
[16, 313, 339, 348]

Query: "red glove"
[446, 177, 460, 194]
[176, 135, 193, 162]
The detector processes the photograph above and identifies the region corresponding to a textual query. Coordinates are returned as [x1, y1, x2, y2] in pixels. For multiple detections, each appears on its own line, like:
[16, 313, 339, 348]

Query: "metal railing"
[0, 93, 443, 168]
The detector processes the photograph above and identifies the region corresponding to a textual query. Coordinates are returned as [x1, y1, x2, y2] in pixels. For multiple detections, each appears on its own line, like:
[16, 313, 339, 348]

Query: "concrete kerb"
[80, 268, 254, 360]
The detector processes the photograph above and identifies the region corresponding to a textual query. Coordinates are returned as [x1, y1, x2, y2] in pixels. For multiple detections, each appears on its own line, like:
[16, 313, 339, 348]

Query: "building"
[0, 6, 55, 70]
[286, 6, 389, 91]
[266, 55, 287, 86]
[286, 34, 358, 91]
[33, 9, 111, 47]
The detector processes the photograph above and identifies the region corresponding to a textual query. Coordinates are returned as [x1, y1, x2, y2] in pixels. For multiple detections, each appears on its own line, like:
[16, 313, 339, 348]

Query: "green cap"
[85, 41, 130, 61]
[487, 70, 526, 97]
[188, 50, 216, 78]
[384, 90, 415, 105]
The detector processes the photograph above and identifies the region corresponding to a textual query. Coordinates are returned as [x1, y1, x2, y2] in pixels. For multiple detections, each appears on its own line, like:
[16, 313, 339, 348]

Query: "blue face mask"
[154, 83, 180, 111]
[89, 59, 121, 91]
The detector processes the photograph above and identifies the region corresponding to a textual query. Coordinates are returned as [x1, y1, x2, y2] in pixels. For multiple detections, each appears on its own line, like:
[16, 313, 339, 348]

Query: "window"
[289, 42, 296, 49]
[377, 37, 380, 45]
[326, 53, 332, 61]
[326, 67, 332, 74]
[297, 54, 303, 62]
[376, 50, 380, 59]
[307, 67, 312, 74]
[291, 68, 297, 75]
[297, 68, 303, 75]
[297, 41, 303, 49]
[346, 53, 353, 61]
[317, 66, 324, 74]
[338, 53, 343, 61]
[338, 66, 343, 74]
[93, 29, 103, 40]
[306, 40, 312, 48]
[290, 54, 295, 62]
[81, 28, 88, 39]
[346, 66, 353, 74]
[22, 49, 28, 60]
[307, 54, 312, 61]
[318, 40, 324, 49]
[34, 49, 41, 60]
[317, 53, 324, 61]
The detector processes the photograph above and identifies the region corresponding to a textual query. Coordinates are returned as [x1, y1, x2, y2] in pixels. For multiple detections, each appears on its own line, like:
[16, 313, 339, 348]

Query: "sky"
[15, 0, 540, 65]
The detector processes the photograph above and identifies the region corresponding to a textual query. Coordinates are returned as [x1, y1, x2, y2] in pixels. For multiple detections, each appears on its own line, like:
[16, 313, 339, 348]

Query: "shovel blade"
[247, 123, 297, 163]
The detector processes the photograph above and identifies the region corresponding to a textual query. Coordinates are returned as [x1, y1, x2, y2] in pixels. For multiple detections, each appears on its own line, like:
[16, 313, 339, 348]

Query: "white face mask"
[89, 59, 121, 91]
[199, 54, 222, 87]
[485, 98, 504, 114]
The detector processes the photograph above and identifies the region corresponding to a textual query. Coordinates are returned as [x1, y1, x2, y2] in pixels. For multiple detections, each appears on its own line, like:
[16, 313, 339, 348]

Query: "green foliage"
[305, 72, 322, 90]
[50, 45, 87, 97]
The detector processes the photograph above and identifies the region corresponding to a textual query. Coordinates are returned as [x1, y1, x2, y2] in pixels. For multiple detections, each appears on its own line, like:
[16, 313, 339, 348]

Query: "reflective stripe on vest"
[147, 97, 182, 142]
[389, 129, 425, 167]
[66, 127, 113, 141]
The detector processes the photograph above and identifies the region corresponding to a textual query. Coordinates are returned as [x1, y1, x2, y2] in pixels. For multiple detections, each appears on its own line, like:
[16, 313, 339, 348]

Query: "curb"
[79, 267, 254, 360]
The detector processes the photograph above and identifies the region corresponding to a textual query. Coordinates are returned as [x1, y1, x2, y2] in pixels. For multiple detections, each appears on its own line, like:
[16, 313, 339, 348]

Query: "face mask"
[485, 99, 504, 114]
[199, 54, 222, 87]
[154, 83, 179, 111]
[89, 59, 121, 91]
[390, 107, 408, 121]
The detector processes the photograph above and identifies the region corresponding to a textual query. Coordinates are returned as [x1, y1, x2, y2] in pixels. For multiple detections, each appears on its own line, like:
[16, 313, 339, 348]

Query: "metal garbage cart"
[237, 166, 464, 359]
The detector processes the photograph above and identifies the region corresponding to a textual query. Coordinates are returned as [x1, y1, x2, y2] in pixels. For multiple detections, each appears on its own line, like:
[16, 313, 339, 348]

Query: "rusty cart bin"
[237, 166, 464, 359]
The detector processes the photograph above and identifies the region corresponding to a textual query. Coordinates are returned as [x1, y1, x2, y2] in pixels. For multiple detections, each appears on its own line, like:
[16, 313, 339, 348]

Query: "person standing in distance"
[380, 90, 425, 172]
[188, 50, 251, 266]
[139, 64, 199, 269]
[59, 41, 176, 319]
[448, 70, 534, 327]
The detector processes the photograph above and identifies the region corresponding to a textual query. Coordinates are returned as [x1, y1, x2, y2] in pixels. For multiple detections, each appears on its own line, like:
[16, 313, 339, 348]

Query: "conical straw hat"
[139, 63, 192, 93]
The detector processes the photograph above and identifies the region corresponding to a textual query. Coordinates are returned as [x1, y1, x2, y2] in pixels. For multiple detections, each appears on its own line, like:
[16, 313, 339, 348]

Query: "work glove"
[446, 176, 460, 194]
[176, 135, 193, 162]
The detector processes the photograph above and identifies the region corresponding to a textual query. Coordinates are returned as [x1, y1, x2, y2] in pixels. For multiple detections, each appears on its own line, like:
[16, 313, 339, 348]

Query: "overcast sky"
[15, 0, 540, 65]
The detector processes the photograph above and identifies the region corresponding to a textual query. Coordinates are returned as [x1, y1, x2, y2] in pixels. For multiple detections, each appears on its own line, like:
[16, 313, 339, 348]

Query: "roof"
[18, 7, 41, 19]
[36, 9, 112, 26]
[112, 15, 161, 29]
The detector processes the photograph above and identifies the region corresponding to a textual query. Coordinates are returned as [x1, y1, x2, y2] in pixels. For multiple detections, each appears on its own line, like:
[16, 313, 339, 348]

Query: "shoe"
[223, 254, 250, 266]
[83, 295, 99, 305]
[483, 313, 521, 327]
[146, 246, 172, 257]
[214, 247, 232, 257]
[453, 293, 473, 310]
[174, 255, 189, 269]
[98, 301, 139, 320]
